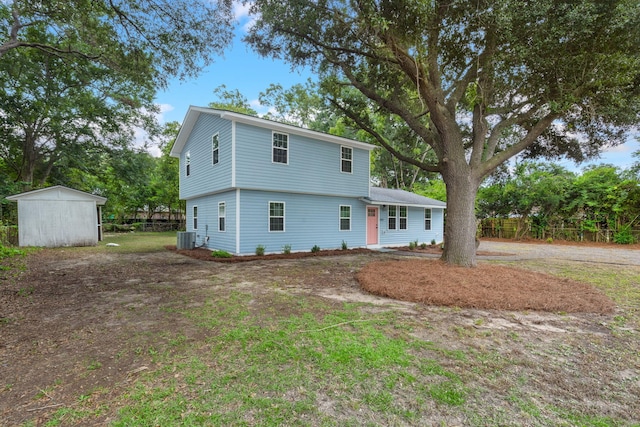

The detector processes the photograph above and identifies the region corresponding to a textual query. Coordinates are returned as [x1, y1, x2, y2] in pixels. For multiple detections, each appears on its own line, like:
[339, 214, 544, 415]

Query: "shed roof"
[170, 106, 377, 158]
[6, 185, 107, 205]
[363, 187, 446, 208]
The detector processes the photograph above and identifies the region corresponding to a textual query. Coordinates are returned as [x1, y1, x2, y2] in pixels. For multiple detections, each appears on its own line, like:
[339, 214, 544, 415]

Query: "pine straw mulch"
[357, 259, 616, 314]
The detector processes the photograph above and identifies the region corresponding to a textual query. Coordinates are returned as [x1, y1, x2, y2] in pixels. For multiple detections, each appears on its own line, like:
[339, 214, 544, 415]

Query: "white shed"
[6, 186, 107, 247]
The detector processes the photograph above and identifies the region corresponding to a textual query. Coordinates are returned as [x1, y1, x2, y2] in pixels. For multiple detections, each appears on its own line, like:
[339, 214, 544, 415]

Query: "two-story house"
[170, 107, 446, 255]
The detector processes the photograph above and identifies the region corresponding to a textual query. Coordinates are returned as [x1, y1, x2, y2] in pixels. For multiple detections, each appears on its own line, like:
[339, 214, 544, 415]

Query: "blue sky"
[150, 7, 639, 171]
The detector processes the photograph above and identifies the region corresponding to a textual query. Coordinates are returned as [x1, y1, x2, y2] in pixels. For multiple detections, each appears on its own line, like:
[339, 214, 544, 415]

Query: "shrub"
[546, 237, 554, 244]
[211, 250, 232, 258]
[420, 242, 427, 249]
[311, 245, 321, 253]
[431, 239, 437, 246]
[341, 240, 348, 250]
[614, 226, 637, 245]
[282, 244, 292, 254]
[408, 241, 416, 250]
[255, 245, 266, 256]
[0, 244, 25, 260]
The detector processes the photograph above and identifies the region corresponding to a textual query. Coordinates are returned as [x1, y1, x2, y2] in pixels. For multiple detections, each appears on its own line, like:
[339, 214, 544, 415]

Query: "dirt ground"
[0, 240, 637, 425]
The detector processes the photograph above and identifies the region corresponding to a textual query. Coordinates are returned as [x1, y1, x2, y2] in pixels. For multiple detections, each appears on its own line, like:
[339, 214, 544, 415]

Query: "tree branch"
[329, 98, 441, 173]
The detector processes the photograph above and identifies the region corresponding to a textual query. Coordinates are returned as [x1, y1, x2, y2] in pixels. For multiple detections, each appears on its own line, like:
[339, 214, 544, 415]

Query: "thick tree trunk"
[441, 169, 481, 267]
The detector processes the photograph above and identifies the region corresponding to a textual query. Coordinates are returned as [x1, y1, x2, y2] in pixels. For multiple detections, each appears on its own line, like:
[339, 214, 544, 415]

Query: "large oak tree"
[245, 0, 640, 266]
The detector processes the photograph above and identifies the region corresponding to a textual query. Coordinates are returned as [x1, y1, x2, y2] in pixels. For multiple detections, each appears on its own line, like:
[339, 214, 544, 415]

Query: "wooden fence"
[478, 218, 640, 243]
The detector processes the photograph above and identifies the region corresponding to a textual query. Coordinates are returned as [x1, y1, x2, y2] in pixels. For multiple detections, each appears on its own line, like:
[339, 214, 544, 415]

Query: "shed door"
[367, 207, 378, 245]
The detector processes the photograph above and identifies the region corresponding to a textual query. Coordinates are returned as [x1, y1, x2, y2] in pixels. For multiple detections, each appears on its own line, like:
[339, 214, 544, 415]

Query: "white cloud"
[132, 103, 177, 157]
[233, 1, 257, 32]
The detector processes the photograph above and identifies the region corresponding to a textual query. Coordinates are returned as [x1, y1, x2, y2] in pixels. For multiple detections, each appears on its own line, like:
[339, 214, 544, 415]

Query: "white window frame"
[272, 132, 289, 165]
[339, 205, 351, 231]
[185, 151, 191, 177]
[340, 146, 353, 174]
[424, 208, 432, 231]
[399, 206, 408, 230]
[388, 205, 397, 230]
[212, 133, 219, 165]
[269, 201, 285, 232]
[218, 202, 226, 232]
[192, 205, 198, 230]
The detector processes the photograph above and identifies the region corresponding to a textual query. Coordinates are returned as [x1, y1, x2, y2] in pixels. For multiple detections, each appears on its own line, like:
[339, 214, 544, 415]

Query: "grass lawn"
[2, 233, 639, 426]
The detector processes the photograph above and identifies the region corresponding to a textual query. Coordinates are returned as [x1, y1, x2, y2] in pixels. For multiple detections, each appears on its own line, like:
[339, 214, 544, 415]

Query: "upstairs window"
[269, 202, 285, 232]
[218, 202, 226, 232]
[185, 152, 191, 176]
[272, 132, 288, 164]
[424, 209, 432, 231]
[341, 146, 352, 173]
[340, 205, 351, 231]
[212, 134, 219, 165]
[193, 206, 198, 230]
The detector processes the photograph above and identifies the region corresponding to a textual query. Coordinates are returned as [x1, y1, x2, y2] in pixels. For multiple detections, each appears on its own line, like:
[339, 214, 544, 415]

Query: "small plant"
[341, 240, 348, 250]
[311, 245, 321, 253]
[408, 240, 417, 250]
[614, 225, 637, 245]
[282, 244, 292, 254]
[420, 242, 427, 249]
[430, 239, 437, 246]
[546, 237, 554, 244]
[255, 244, 266, 256]
[211, 249, 232, 258]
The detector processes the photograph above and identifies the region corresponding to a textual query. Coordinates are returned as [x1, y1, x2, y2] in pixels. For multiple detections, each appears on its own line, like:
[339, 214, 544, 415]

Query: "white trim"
[170, 106, 376, 157]
[5, 185, 107, 204]
[192, 205, 198, 230]
[268, 201, 285, 232]
[231, 121, 236, 187]
[424, 208, 432, 231]
[360, 199, 446, 209]
[272, 131, 289, 165]
[235, 189, 241, 254]
[366, 205, 379, 246]
[340, 146, 353, 174]
[399, 205, 408, 230]
[218, 201, 226, 232]
[211, 133, 220, 165]
[339, 204, 351, 231]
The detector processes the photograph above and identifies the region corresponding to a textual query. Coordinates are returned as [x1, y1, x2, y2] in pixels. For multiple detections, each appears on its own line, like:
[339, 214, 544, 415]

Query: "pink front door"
[367, 207, 378, 245]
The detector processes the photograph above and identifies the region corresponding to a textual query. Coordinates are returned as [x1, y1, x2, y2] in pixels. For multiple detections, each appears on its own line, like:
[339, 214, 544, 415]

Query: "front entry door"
[367, 207, 378, 245]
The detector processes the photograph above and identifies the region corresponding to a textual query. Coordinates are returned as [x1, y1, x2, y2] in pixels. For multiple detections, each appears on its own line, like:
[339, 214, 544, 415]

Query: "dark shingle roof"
[364, 187, 446, 208]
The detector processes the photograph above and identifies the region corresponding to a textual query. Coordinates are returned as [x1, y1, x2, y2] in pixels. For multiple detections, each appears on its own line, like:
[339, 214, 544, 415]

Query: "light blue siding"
[180, 114, 233, 200]
[378, 206, 445, 246]
[234, 123, 370, 197]
[237, 190, 367, 255]
[185, 191, 237, 251]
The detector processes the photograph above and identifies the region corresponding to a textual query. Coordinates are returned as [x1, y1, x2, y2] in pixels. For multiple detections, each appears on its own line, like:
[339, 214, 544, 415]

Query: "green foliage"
[282, 244, 292, 255]
[430, 239, 436, 246]
[247, 0, 640, 266]
[0, 0, 234, 88]
[311, 245, 321, 253]
[341, 240, 348, 250]
[209, 85, 259, 115]
[255, 245, 266, 256]
[613, 226, 637, 245]
[211, 250, 233, 258]
[0, 244, 24, 260]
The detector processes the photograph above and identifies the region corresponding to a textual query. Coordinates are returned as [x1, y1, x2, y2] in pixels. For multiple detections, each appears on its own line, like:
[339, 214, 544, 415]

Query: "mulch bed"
[165, 245, 373, 262]
[357, 259, 616, 314]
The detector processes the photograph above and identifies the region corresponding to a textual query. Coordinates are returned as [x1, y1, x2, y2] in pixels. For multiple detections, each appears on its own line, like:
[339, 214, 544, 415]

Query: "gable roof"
[363, 187, 446, 208]
[170, 106, 376, 158]
[6, 185, 107, 205]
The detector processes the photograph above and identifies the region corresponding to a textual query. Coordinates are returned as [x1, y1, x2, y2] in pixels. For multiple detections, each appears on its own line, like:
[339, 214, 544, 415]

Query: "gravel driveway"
[478, 240, 640, 266]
